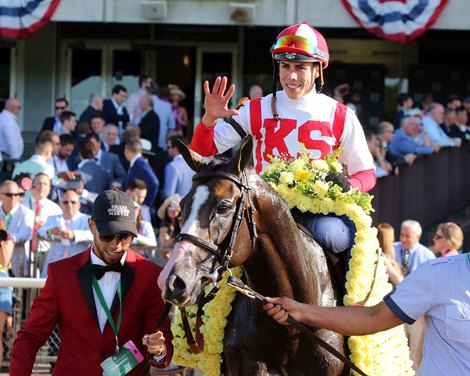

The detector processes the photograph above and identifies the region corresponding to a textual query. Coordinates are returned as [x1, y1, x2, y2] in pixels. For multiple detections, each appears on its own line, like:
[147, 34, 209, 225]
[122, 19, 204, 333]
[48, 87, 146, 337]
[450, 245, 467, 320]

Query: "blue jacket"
[125, 156, 159, 207]
[388, 129, 433, 158]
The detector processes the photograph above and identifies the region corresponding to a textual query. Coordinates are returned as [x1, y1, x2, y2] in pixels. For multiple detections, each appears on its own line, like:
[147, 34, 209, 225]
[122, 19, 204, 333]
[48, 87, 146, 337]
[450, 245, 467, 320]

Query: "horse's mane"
[237, 165, 326, 305]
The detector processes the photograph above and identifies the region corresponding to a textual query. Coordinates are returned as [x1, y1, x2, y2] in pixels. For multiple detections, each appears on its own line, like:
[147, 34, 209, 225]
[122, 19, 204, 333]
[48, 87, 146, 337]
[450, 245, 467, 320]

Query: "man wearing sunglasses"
[40, 97, 70, 134]
[191, 22, 375, 257]
[11, 190, 173, 375]
[0, 180, 34, 277]
[37, 190, 93, 278]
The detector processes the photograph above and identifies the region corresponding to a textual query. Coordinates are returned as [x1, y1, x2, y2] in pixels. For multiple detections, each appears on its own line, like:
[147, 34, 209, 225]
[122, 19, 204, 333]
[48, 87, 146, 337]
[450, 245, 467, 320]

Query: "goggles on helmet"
[272, 35, 329, 63]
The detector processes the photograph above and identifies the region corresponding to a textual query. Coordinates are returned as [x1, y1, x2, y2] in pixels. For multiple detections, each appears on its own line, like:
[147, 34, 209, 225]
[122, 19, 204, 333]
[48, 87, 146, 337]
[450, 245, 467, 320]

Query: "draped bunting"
[0, 0, 61, 39]
[341, 0, 449, 43]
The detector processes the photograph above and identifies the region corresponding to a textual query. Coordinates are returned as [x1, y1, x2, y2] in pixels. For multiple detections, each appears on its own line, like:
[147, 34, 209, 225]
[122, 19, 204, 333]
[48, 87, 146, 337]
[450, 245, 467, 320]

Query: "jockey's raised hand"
[201, 76, 240, 127]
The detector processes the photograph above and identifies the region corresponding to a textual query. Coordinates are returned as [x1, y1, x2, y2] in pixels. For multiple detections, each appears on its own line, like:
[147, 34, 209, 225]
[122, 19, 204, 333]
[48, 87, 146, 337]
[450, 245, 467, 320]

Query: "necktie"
[92, 263, 124, 280]
[401, 249, 410, 276]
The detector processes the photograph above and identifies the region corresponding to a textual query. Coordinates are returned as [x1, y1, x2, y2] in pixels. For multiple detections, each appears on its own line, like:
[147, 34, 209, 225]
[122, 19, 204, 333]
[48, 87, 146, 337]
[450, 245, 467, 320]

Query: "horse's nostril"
[168, 275, 187, 292]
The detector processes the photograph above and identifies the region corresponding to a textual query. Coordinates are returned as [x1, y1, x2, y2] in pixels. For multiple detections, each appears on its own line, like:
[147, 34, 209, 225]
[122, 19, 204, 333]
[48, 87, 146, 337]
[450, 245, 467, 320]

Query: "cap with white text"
[91, 190, 138, 237]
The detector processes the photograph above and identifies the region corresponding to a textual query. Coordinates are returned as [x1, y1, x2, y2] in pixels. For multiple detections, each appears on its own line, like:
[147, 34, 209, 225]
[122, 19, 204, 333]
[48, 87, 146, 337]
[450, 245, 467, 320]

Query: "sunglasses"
[433, 234, 443, 240]
[55, 106, 66, 110]
[1, 192, 24, 197]
[62, 200, 78, 205]
[99, 233, 134, 243]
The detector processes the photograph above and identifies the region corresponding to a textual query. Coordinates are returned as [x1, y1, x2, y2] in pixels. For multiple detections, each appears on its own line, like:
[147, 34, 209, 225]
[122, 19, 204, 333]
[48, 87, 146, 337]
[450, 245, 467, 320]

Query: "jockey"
[191, 22, 375, 256]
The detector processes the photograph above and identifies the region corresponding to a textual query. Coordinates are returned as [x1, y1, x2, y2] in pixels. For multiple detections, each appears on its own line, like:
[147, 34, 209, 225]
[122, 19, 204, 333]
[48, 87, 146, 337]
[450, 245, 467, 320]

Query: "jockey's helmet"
[271, 22, 329, 68]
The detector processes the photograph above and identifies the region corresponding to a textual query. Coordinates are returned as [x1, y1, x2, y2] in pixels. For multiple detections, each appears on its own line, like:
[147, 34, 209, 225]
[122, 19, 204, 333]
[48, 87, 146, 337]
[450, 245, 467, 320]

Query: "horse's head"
[159, 136, 255, 306]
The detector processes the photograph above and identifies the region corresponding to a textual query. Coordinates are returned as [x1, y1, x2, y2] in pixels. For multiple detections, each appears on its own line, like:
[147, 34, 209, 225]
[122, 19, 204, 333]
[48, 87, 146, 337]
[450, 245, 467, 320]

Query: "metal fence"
[0, 277, 53, 373]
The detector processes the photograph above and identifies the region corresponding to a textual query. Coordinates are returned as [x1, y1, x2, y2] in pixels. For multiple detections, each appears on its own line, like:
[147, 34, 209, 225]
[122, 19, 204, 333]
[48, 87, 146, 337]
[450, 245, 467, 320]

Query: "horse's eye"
[216, 203, 231, 215]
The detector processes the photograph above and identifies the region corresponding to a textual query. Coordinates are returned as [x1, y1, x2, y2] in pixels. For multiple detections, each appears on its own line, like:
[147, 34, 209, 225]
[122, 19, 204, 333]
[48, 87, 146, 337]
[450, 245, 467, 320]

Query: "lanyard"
[92, 276, 122, 352]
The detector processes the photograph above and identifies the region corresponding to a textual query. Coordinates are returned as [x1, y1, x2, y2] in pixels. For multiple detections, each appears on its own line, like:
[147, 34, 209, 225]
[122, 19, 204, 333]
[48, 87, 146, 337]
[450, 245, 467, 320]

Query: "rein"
[140, 302, 172, 376]
[175, 169, 257, 353]
[227, 277, 368, 376]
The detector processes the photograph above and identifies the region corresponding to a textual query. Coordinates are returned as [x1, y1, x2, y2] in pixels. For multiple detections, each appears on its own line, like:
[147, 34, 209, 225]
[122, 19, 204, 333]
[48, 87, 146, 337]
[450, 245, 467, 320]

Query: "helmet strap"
[271, 59, 279, 118]
[316, 62, 324, 94]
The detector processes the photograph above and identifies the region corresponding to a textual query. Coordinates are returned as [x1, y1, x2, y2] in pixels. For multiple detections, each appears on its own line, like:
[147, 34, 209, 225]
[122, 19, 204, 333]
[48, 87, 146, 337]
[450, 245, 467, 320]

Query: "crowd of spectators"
[0, 79, 469, 373]
[366, 93, 470, 178]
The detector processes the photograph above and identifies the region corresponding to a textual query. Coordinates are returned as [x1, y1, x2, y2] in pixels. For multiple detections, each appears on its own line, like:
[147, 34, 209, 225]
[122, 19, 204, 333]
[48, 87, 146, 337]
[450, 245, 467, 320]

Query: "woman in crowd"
[132, 201, 157, 251]
[431, 222, 463, 257]
[157, 195, 182, 264]
[377, 223, 403, 286]
[168, 84, 189, 136]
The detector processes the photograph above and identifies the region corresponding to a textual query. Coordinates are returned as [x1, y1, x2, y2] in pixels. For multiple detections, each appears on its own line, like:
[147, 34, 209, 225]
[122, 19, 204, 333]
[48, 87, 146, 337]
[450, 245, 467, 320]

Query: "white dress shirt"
[90, 248, 127, 333]
[0, 109, 24, 159]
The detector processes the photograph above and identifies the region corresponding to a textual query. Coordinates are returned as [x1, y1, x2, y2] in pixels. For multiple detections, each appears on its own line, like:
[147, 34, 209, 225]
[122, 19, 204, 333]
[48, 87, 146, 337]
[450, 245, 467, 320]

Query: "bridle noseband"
[176, 169, 257, 277]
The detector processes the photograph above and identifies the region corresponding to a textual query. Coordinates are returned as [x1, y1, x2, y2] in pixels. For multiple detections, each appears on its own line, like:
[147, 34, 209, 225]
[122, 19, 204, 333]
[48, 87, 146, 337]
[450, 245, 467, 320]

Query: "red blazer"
[10, 247, 173, 375]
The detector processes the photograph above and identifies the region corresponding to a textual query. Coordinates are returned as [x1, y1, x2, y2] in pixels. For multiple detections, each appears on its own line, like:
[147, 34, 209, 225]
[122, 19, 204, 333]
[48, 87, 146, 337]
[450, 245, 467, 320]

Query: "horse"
[159, 136, 346, 376]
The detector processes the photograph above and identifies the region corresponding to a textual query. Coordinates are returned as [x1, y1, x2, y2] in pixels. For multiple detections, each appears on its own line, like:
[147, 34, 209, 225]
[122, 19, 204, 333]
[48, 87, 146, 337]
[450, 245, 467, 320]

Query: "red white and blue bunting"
[0, 0, 61, 39]
[341, 0, 449, 43]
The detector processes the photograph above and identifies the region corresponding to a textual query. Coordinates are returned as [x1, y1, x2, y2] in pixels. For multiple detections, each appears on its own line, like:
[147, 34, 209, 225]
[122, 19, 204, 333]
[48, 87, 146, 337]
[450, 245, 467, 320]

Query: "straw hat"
[140, 138, 155, 156]
[168, 84, 186, 101]
[157, 194, 182, 220]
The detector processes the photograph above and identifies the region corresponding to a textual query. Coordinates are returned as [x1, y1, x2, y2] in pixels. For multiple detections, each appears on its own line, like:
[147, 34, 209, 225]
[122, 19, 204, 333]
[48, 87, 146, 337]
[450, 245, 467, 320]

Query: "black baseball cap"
[91, 190, 138, 237]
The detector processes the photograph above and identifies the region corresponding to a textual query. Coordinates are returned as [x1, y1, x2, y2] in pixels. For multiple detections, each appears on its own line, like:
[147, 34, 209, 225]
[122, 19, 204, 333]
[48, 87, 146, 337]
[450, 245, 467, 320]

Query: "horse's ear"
[233, 135, 253, 174]
[176, 140, 204, 172]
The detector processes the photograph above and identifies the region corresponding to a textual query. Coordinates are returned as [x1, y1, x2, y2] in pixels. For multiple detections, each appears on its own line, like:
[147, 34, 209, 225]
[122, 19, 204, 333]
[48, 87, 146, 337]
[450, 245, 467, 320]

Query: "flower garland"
[261, 148, 414, 375]
[171, 267, 243, 376]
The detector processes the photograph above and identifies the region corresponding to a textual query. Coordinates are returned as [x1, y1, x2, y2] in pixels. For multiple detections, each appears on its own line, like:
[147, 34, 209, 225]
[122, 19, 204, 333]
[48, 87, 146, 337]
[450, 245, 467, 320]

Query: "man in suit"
[139, 96, 160, 153]
[40, 98, 69, 134]
[102, 123, 120, 152]
[87, 133, 126, 188]
[10, 189, 173, 375]
[103, 85, 130, 132]
[124, 139, 159, 210]
[79, 93, 103, 124]
[76, 138, 112, 194]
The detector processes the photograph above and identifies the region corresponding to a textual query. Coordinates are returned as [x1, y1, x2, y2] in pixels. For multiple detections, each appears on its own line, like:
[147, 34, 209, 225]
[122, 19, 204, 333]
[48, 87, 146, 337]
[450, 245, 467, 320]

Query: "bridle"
[176, 169, 258, 277]
[174, 168, 258, 354]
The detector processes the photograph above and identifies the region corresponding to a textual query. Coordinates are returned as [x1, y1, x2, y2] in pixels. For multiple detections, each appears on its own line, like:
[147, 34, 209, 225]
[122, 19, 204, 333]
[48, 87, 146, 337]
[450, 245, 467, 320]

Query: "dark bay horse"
[159, 137, 345, 376]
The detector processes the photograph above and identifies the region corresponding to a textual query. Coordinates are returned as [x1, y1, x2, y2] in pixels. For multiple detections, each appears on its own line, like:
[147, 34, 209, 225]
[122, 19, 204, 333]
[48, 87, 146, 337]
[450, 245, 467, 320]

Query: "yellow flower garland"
[171, 148, 413, 375]
[171, 267, 243, 376]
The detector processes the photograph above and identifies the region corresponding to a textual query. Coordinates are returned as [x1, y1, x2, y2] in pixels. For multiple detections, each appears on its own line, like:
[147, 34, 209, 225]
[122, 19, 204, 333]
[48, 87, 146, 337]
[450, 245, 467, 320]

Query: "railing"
[370, 144, 470, 246]
[0, 278, 56, 374]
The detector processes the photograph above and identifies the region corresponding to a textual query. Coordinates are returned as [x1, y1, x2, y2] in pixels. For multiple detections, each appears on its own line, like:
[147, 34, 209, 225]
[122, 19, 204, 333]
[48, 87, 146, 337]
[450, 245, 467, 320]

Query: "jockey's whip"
[140, 302, 172, 376]
[227, 276, 368, 376]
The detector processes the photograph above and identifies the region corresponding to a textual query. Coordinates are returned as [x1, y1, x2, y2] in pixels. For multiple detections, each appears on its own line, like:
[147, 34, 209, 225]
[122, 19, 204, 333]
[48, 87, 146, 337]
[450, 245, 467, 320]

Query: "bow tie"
[91, 263, 124, 280]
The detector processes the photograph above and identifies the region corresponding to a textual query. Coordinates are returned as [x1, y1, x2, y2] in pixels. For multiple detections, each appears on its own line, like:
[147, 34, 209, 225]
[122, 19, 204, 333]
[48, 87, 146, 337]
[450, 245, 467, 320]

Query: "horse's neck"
[244, 199, 322, 305]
